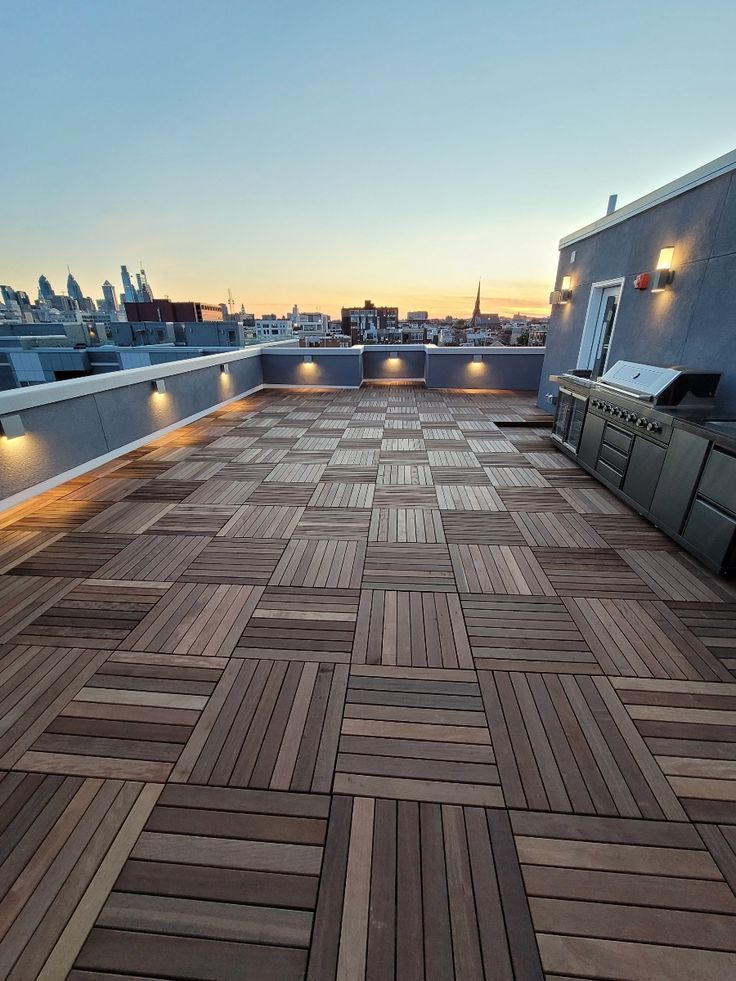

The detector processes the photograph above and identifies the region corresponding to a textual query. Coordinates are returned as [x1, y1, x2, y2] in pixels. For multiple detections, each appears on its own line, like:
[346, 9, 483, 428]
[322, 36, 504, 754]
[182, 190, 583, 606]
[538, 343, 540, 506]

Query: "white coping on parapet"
[0, 340, 297, 413]
[0, 383, 267, 513]
[559, 147, 736, 250]
[0, 344, 543, 416]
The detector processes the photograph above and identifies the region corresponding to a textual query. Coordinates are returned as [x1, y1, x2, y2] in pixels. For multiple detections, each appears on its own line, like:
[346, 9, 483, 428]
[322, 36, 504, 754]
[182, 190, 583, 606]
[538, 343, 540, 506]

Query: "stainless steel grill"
[597, 360, 720, 406]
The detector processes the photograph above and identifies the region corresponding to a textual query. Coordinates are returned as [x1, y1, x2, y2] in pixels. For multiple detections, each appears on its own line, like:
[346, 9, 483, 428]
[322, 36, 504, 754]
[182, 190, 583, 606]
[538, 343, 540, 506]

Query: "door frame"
[576, 278, 624, 373]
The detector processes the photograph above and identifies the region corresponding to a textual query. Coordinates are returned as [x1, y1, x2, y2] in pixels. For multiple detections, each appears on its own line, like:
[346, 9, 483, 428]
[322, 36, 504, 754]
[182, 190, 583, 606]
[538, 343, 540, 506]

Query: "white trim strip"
[0, 384, 265, 512]
[560, 147, 736, 248]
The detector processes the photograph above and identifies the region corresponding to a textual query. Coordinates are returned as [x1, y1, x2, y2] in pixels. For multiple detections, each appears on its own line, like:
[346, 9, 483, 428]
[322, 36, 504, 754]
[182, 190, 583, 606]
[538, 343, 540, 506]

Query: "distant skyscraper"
[67, 271, 84, 303]
[121, 265, 137, 303]
[136, 267, 153, 302]
[1, 285, 18, 307]
[102, 280, 119, 312]
[38, 275, 55, 303]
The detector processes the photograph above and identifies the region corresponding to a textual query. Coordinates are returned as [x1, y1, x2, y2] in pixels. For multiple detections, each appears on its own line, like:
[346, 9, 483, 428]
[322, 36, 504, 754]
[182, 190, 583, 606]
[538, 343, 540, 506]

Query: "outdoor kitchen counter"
[664, 410, 736, 454]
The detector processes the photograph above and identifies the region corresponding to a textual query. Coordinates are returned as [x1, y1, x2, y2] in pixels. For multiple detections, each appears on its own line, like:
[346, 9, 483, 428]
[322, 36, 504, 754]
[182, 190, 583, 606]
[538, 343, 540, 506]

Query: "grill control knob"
[636, 417, 646, 427]
[646, 421, 661, 433]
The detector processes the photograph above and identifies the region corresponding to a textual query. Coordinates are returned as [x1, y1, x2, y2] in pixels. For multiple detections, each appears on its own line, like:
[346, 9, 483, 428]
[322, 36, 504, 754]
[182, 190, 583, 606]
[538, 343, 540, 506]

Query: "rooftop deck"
[0, 384, 735, 979]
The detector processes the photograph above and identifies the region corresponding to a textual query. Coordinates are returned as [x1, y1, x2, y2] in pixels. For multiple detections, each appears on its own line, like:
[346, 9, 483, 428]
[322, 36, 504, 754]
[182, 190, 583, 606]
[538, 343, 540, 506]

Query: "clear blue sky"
[2, 0, 735, 317]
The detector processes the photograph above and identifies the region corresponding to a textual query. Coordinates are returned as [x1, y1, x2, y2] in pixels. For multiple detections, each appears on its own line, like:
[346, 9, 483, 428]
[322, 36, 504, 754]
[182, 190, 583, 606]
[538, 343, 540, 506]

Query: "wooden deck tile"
[179, 538, 287, 585]
[217, 504, 305, 538]
[173, 659, 348, 791]
[269, 539, 366, 588]
[442, 512, 524, 544]
[669, 602, 736, 678]
[234, 586, 359, 662]
[118, 582, 262, 657]
[7, 499, 108, 531]
[497, 487, 574, 511]
[94, 534, 210, 581]
[373, 486, 438, 508]
[534, 547, 656, 597]
[462, 595, 599, 673]
[450, 544, 555, 595]
[15, 651, 224, 780]
[377, 463, 434, 485]
[78, 500, 175, 534]
[10, 533, 136, 577]
[73, 785, 326, 980]
[363, 543, 456, 591]
[619, 549, 736, 602]
[308, 798, 540, 980]
[353, 590, 473, 667]
[368, 508, 445, 543]
[0, 574, 80, 642]
[484, 466, 550, 488]
[336, 669, 502, 805]
[431, 466, 494, 484]
[588, 512, 675, 547]
[512, 810, 736, 981]
[144, 504, 239, 535]
[613, 676, 736, 823]
[482, 673, 686, 818]
[512, 511, 608, 547]
[435, 484, 505, 510]
[565, 598, 733, 680]
[12, 579, 169, 649]
[294, 508, 371, 539]
[0, 646, 111, 768]
[128, 479, 206, 501]
[308, 483, 375, 508]
[0, 772, 159, 980]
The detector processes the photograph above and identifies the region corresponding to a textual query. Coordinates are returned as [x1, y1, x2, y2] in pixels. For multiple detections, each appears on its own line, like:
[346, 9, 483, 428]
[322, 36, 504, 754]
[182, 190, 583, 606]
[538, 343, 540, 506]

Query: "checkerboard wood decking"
[0, 385, 734, 980]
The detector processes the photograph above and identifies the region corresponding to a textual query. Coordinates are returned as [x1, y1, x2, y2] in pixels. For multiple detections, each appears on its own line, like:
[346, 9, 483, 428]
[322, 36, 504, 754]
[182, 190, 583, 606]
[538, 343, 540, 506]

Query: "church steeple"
[470, 280, 481, 328]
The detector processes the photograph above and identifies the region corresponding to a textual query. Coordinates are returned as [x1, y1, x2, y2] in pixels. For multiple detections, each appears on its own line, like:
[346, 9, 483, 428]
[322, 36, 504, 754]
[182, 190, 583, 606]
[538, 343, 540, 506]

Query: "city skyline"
[2, 263, 551, 321]
[3, 1, 736, 318]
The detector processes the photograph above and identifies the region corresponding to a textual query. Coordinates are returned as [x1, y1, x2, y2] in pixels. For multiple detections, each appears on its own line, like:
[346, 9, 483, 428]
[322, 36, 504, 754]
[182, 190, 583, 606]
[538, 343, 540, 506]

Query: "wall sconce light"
[220, 364, 230, 375]
[651, 247, 675, 292]
[390, 351, 398, 360]
[473, 353, 483, 363]
[303, 353, 313, 363]
[153, 378, 167, 394]
[0, 414, 25, 439]
[560, 276, 573, 302]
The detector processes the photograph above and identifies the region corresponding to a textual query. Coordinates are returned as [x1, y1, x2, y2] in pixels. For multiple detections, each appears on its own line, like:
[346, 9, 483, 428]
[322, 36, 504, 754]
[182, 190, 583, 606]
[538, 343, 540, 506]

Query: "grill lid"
[598, 361, 683, 398]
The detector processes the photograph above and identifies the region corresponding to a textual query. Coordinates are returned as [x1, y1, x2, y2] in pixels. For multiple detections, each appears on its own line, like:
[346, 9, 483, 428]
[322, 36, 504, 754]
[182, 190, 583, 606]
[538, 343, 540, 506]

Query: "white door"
[577, 284, 621, 378]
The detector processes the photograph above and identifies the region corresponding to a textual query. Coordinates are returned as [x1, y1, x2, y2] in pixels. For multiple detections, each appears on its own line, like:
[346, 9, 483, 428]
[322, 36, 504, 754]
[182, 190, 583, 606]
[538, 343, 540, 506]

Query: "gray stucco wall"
[261, 351, 363, 388]
[0, 355, 264, 501]
[362, 349, 426, 380]
[539, 171, 736, 411]
[426, 351, 545, 390]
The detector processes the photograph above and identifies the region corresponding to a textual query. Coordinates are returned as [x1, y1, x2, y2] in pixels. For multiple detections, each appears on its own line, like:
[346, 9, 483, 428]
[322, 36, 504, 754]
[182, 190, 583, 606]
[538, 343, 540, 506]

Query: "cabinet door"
[553, 392, 572, 442]
[649, 429, 709, 533]
[565, 397, 587, 452]
[578, 413, 605, 469]
[699, 448, 736, 513]
[622, 437, 666, 511]
[682, 499, 736, 570]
